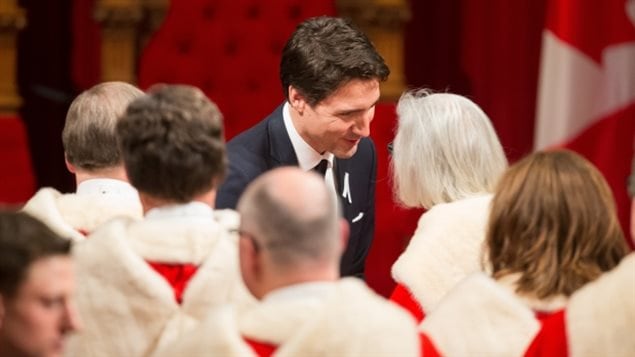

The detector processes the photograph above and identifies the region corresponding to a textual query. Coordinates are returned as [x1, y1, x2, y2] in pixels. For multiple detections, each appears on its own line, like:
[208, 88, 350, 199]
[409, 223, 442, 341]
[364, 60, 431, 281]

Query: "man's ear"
[238, 234, 262, 297]
[64, 155, 76, 174]
[288, 86, 307, 115]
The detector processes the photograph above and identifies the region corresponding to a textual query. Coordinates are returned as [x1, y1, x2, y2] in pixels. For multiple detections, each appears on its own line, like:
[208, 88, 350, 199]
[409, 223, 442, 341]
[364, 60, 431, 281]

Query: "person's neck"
[139, 190, 216, 215]
[74, 166, 129, 188]
[258, 264, 339, 299]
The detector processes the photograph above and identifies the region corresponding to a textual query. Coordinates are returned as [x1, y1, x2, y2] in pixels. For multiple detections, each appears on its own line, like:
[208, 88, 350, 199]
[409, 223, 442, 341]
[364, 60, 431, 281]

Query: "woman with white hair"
[389, 89, 508, 322]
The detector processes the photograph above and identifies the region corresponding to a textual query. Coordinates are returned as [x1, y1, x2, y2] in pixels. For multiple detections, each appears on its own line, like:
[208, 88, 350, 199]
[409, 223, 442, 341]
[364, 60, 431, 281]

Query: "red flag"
[535, 0, 635, 245]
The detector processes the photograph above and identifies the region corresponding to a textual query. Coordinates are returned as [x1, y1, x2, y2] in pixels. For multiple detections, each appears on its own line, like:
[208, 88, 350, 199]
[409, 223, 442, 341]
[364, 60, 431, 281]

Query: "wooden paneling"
[0, 0, 26, 115]
[337, 0, 410, 101]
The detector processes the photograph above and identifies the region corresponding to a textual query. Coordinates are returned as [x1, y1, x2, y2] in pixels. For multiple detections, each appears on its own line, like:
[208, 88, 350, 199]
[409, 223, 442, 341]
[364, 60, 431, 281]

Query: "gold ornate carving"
[95, 0, 143, 83]
[94, 0, 168, 84]
[337, 0, 411, 101]
[0, 1, 26, 115]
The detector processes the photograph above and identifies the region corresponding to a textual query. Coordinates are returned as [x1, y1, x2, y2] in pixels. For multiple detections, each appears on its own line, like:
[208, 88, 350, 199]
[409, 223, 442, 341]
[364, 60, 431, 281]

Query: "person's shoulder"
[335, 278, 416, 322]
[425, 194, 492, 219]
[327, 279, 420, 355]
[357, 136, 376, 154]
[227, 105, 283, 147]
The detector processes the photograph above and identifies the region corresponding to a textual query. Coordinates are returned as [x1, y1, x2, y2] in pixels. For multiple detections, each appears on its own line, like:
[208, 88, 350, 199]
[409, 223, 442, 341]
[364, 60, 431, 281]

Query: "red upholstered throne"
[138, 1, 337, 140]
[0, 116, 36, 206]
[137, 1, 420, 295]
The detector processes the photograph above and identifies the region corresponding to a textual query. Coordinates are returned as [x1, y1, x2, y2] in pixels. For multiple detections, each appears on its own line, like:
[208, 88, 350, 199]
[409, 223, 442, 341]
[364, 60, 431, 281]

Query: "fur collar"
[566, 253, 635, 357]
[495, 273, 568, 312]
[391, 195, 492, 313]
[238, 278, 420, 356]
[66, 214, 255, 357]
[124, 209, 238, 264]
[421, 273, 541, 357]
[153, 305, 256, 357]
[22, 187, 142, 242]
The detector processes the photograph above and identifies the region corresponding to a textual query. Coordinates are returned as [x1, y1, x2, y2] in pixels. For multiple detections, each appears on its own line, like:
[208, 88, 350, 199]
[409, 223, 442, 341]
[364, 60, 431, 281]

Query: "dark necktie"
[313, 159, 328, 177]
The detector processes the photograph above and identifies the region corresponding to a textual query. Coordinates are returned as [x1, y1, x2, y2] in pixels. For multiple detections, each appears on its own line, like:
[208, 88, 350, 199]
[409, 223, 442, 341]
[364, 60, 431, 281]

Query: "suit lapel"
[267, 104, 298, 167]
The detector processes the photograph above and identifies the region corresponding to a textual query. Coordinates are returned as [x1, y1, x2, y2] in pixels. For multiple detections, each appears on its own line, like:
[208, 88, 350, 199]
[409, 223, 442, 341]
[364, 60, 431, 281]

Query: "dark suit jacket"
[216, 104, 376, 278]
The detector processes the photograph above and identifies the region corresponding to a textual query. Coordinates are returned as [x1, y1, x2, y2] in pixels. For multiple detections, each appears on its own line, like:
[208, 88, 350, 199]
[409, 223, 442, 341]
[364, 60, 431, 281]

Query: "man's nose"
[352, 109, 374, 137]
[62, 301, 82, 333]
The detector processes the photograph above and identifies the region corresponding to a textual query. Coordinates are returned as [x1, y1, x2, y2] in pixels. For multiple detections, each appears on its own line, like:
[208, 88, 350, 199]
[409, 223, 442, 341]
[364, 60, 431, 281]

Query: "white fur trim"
[238, 278, 420, 357]
[213, 208, 241, 231]
[22, 187, 142, 242]
[124, 210, 238, 264]
[421, 273, 541, 357]
[567, 253, 635, 357]
[391, 195, 492, 313]
[65, 215, 256, 357]
[496, 273, 568, 312]
[152, 305, 256, 357]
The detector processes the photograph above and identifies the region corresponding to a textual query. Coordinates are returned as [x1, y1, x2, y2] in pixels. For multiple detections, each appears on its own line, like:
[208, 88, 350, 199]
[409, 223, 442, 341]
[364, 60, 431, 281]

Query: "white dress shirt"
[282, 102, 336, 193]
[77, 178, 139, 201]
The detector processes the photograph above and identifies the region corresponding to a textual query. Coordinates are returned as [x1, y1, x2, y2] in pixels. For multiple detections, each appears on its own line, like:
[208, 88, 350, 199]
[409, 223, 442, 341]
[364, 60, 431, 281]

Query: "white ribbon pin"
[342, 172, 352, 204]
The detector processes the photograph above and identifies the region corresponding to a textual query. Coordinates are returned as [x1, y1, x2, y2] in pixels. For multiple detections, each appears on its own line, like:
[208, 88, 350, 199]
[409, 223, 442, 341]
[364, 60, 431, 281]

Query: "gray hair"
[62, 81, 143, 170]
[237, 168, 340, 268]
[391, 89, 508, 209]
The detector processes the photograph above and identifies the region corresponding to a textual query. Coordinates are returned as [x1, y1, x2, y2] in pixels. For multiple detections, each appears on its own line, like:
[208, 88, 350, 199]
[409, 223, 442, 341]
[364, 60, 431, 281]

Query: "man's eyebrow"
[334, 99, 380, 116]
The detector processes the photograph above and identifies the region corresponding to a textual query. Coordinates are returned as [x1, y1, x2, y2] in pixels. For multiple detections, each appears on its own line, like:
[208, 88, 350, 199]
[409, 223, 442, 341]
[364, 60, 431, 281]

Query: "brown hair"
[63, 82, 143, 170]
[116, 84, 226, 203]
[487, 150, 628, 299]
[0, 211, 71, 297]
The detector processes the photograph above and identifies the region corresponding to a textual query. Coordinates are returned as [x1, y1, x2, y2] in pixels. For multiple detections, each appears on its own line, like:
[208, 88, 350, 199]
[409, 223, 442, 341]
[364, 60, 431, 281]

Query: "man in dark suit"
[216, 16, 389, 278]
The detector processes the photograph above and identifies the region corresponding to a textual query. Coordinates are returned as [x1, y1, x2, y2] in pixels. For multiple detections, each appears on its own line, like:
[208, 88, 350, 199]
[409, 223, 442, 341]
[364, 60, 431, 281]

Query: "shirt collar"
[76, 178, 138, 199]
[145, 201, 215, 221]
[262, 281, 336, 304]
[283, 102, 334, 171]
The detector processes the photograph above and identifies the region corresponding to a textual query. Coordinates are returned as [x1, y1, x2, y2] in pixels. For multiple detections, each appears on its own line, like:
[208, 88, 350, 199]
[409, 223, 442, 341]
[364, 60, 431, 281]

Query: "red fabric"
[244, 337, 277, 357]
[389, 283, 425, 323]
[71, 0, 101, 90]
[564, 104, 635, 249]
[525, 309, 568, 357]
[545, 0, 634, 63]
[404, 1, 547, 163]
[138, 1, 337, 141]
[539, 0, 635, 248]
[420, 333, 442, 357]
[0, 116, 36, 205]
[146, 261, 199, 304]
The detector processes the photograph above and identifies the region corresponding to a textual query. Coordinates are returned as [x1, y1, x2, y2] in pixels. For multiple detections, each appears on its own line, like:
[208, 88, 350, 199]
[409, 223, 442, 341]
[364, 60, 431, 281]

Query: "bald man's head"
[237, 167, 341, 269]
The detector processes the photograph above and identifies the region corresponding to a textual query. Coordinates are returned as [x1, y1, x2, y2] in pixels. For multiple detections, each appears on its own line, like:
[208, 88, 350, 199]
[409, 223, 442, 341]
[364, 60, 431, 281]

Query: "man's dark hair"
[116, 84, 226, 203]
[0, 211, 71, 297]
[280, 16, 390, 106]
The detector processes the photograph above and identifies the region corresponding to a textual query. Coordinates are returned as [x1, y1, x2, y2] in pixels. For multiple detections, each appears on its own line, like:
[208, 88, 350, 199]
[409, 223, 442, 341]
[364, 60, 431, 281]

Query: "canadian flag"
[535, 0, 635, 241]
